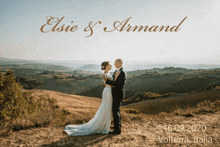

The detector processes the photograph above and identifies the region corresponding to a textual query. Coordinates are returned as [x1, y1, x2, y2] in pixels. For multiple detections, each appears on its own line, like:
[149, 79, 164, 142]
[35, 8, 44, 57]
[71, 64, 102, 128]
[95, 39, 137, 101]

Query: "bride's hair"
[101, 61, 109, 70]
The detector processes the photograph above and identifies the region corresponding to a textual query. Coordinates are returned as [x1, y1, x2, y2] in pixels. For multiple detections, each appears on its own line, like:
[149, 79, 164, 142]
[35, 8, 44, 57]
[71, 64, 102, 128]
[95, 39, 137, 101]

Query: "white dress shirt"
[116, 67, 122, 72]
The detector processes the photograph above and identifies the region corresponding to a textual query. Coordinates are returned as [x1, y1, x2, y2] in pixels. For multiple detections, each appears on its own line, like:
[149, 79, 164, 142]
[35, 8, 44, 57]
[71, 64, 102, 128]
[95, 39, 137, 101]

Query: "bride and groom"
[64, 59, 126, 136]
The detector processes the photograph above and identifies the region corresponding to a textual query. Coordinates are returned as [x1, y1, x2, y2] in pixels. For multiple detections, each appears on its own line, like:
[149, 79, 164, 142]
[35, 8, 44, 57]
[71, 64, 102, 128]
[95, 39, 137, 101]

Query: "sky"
[0, 0, 220, 65]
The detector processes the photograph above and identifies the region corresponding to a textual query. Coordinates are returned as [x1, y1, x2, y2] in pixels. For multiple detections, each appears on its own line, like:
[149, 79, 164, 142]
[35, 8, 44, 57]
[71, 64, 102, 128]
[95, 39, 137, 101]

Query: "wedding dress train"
[64, 73, 113, 136]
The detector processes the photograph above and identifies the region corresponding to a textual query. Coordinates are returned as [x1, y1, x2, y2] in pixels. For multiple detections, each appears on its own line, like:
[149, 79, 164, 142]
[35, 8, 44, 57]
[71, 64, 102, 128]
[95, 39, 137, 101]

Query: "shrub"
[0, 71, 37, 128]
[173, 100, 220, 117]
[158, 112, 169, 117]
[124, 108, 140, 114]
[0, 71, 72, 135]
[210, 100, 220, 111]
[16, 77, 44, 89]
[137, 92, 161, 100]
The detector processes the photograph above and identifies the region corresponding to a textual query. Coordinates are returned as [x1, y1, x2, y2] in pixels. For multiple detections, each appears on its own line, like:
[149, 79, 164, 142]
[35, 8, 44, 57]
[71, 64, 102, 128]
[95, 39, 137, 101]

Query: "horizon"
[1, 57, 220, 71]
[1, 56, 220, 66]
[1, 0, 220, 65]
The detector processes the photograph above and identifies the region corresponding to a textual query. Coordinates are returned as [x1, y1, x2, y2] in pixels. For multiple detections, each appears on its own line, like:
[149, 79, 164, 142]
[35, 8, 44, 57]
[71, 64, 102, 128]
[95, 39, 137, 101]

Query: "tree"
[0, 70, 36, 128]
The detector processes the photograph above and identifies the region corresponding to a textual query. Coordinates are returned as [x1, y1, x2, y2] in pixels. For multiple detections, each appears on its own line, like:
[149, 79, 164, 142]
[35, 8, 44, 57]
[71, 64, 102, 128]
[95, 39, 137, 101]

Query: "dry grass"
[6, 89, 219, 135]
[0, 89, 220, 146]
[0, 89, 101, 136]
[173, 100, 220, 117]
[0, 89, 146, 137]
[122, 86, 220, 115]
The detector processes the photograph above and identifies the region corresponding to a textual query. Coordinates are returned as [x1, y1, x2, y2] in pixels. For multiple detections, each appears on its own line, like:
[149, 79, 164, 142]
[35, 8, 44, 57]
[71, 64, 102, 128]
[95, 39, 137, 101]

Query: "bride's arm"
[103, 73, 107, 87]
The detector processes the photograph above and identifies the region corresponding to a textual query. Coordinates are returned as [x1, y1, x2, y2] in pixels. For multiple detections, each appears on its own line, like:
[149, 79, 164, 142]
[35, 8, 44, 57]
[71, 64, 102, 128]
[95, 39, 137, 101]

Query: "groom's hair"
[116, 59, 123, 64]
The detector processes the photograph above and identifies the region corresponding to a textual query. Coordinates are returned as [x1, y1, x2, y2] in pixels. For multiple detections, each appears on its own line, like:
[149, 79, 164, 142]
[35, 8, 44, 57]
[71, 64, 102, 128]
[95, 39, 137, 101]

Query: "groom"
[103, 59, 127, 134]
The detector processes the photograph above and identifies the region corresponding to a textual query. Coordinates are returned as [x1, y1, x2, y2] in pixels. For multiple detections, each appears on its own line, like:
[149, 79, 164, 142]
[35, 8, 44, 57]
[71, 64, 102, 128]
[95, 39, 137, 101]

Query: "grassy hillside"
[78, 72, 220, 99]
[123, 86, 220, 114]
[29, 89, 102, 114]
[1, 88, 219, 146]
[36, 77, 103, 94]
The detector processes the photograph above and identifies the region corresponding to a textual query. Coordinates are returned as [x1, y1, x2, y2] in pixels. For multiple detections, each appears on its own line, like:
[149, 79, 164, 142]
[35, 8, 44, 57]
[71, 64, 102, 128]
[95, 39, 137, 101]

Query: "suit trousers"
[112, 98, 121, 132]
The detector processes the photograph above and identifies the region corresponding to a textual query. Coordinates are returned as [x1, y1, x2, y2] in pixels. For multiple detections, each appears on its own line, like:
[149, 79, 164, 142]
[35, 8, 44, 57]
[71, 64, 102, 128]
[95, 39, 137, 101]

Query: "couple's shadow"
[40, 132, 118, 147]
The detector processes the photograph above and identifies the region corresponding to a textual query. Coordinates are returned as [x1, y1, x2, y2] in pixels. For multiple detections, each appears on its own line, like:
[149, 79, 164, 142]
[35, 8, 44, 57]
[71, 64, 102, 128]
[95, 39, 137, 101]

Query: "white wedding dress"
[64, 72, 113, 136]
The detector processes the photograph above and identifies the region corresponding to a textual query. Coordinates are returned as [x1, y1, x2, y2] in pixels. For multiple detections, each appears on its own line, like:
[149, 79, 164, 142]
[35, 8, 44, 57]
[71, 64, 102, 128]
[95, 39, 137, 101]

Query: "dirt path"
[1, 111, 219, 147]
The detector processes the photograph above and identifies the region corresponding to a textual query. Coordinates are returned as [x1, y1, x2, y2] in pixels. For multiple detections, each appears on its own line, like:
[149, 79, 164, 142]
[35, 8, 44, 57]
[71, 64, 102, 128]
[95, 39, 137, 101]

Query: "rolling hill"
[35, 77, 103, 95]
[78, 72, 220, 99]
[123, 86, 220, 114]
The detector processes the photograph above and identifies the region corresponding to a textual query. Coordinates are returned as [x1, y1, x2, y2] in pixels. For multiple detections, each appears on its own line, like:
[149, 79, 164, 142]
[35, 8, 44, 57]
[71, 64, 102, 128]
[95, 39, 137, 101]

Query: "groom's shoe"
[110, 126, 115, 129]
[108, 130, 121, 134]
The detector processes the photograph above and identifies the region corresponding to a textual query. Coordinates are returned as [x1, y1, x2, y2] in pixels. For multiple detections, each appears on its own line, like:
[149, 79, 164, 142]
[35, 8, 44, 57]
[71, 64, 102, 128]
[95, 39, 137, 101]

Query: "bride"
[64, 61, 117, 136]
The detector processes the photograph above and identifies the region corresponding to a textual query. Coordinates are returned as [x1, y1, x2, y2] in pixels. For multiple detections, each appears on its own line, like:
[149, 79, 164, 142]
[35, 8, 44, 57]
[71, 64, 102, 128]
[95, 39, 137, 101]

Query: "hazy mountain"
[0, 57, 38, 64]
[76, 64, 102, 72]
[0, 57, 73, 71]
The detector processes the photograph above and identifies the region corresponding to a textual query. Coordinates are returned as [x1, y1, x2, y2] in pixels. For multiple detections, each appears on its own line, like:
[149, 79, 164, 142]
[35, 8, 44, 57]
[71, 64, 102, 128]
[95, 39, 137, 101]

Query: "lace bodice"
[104, 72, 113, 88]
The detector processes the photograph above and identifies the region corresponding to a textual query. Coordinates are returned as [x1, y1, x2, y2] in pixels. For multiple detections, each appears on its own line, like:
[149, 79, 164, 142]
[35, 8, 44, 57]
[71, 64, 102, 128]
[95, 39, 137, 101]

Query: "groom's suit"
[106, 67, 126, 132]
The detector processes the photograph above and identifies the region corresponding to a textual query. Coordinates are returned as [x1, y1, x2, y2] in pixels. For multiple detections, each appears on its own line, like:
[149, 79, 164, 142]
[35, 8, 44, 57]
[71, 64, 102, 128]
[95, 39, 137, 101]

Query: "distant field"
[0, 65, 103, 94]
[1, 63, 220, 100]
[36, 77, 103, 94]
[78, 72, 220, 99]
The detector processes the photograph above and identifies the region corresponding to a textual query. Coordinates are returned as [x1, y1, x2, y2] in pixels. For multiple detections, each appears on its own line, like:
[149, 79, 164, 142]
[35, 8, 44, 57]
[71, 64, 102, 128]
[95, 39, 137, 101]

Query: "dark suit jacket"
[106, 67, 126, 102]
